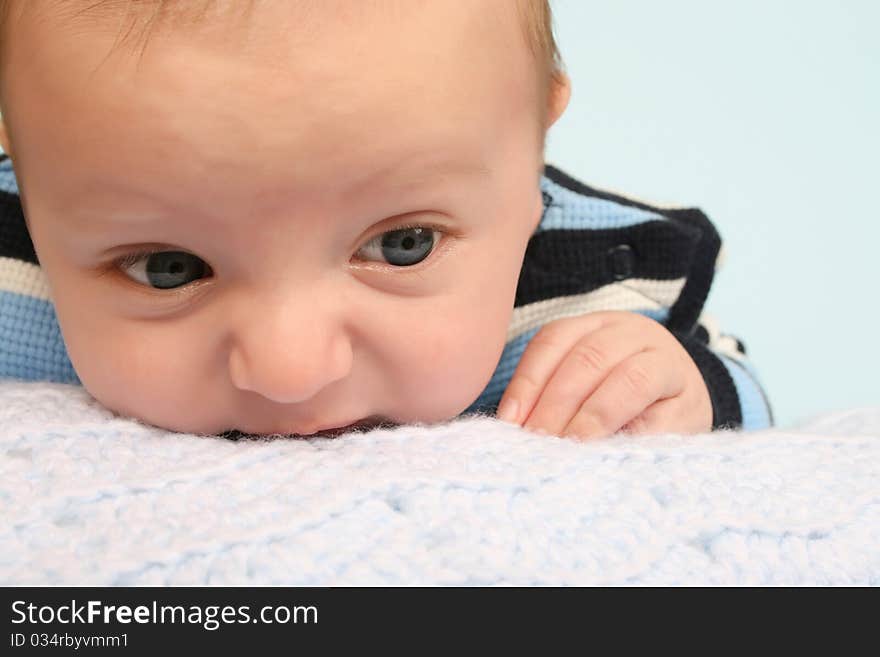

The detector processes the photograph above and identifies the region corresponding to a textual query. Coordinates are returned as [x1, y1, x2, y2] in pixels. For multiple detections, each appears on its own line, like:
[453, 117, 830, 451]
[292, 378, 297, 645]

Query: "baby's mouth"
[217, 416, 394, 441]
[314, 416, 394, 438]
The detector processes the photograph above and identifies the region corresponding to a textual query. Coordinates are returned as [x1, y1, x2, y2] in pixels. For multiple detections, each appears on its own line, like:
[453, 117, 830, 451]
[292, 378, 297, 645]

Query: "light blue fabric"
[719, 354, 773, 431]
[0, 156, 18, 194]
[0, 291, 79, 384]
[537, 175, 666, 232]
[1, 382, 876, 585]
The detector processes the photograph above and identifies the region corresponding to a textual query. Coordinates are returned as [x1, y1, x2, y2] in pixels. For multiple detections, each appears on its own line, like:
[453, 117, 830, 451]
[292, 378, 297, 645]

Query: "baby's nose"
[227, 319, 353, 404]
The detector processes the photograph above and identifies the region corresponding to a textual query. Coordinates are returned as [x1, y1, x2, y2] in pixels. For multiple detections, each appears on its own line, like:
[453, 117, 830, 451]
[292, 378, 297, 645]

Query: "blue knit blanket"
[1, 381, 877, 585]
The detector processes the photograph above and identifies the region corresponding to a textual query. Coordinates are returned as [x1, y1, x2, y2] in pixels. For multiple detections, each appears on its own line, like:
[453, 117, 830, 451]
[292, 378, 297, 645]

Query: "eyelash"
[110, 221, 449, 287]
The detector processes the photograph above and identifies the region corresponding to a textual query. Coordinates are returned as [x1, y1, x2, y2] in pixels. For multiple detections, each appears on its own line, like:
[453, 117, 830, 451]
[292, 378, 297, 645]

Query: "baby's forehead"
[3, 0, 538, 109]
[2, 1, 544, 211]
[2, 1, 545, 111]
[14, 0, 527, 52]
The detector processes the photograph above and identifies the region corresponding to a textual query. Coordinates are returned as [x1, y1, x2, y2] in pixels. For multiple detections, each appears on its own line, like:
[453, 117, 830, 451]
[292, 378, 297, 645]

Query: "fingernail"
[496, 398, 519, 424]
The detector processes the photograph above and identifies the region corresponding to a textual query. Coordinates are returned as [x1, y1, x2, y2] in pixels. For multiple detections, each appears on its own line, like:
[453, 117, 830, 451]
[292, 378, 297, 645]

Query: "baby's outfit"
[0, 154, 772, 430]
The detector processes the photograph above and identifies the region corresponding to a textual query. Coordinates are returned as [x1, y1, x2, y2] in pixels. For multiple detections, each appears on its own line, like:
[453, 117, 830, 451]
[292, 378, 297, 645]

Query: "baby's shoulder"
[537, 163, 706, 234]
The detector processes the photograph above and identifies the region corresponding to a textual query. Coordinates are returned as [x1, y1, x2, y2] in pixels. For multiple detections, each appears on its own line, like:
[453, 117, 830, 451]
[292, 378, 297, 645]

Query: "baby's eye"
[112, 228, 440, 291]
[355, 226, 441, 266]
[115, 250, 212, 290]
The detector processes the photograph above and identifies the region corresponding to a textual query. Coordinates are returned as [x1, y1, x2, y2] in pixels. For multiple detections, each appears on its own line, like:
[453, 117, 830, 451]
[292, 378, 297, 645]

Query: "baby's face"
[0, 1, 568, 435]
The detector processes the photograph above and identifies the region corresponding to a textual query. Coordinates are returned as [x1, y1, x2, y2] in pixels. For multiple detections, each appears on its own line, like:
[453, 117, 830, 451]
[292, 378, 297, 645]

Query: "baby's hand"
[496, 311, 712, 439]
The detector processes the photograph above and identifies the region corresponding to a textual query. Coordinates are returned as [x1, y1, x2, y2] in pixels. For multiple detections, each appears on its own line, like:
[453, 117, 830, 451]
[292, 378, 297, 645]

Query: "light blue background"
[545, 0, 879, 427]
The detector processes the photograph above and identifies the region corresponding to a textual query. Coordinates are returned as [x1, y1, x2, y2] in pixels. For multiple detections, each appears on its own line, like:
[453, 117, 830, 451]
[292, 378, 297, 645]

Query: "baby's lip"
[311, 416, 393, 437]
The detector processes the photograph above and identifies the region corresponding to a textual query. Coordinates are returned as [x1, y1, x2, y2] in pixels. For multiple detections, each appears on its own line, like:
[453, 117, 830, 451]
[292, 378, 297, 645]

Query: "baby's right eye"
[115, 250, 212, 290]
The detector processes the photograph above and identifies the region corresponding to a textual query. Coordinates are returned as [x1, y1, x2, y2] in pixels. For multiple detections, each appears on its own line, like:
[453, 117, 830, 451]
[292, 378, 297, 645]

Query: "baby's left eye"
[355, 226, 441, 266]
[115, 250, 212, 290]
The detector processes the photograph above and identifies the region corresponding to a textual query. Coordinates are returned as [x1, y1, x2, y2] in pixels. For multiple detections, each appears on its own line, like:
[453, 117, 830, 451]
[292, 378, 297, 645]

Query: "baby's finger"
[561, 350, 683, 440]
[521, 323, 653, 436]
[496, 315, 607, 424]
[623, 395, 711, 436]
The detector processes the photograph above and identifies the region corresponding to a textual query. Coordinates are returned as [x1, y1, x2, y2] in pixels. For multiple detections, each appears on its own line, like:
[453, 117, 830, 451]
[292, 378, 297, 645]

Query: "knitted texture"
[0, 259, 79, 384]
[0, 381, 877, 585]
[0, 155, 772, 429]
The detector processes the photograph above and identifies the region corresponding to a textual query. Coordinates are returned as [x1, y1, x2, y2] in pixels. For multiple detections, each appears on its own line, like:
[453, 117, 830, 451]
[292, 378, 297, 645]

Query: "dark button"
[607, 244, 635, 280]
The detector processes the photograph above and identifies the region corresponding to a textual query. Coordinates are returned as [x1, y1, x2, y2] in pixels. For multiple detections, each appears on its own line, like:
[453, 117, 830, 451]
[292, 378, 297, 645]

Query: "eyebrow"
[344, 157, 493, 199]
[66, 155, 492, 230]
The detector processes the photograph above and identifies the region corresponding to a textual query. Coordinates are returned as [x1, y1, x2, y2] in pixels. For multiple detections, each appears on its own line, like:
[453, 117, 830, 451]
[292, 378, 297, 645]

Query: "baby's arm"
[495, 310, 772, 439]
[672, 313, 773, 431]
[496, 311, 713, 438]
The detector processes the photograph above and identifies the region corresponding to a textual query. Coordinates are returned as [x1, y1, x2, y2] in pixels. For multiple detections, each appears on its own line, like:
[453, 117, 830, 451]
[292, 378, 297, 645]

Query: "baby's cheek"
[64, 331, 152, 419]
[60, 316, 219, 433]
[391, 297, 512, 423]
[400, 244, 524, 421]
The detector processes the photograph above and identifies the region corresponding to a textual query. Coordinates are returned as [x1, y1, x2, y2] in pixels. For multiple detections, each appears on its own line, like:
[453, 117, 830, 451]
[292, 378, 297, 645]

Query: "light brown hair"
[0, 0, 566, 146]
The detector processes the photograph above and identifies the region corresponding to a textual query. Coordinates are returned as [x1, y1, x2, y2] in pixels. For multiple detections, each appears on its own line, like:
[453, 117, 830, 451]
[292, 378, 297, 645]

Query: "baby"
[0, 0, 772, 438]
